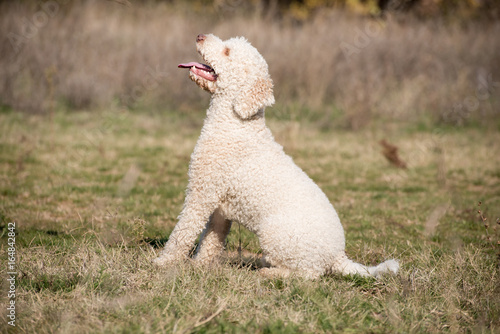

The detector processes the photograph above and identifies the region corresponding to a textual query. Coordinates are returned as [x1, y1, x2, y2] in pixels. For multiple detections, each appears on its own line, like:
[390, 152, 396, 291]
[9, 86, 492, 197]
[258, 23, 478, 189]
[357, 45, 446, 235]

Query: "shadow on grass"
[225, 253, 263, 271]
[143, 236, 263, 271]
[141, 237, 169, 248]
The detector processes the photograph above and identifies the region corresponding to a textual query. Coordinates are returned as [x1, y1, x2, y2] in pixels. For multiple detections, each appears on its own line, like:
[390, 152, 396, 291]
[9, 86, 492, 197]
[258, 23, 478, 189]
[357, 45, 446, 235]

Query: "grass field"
[1, 106, 499, 333]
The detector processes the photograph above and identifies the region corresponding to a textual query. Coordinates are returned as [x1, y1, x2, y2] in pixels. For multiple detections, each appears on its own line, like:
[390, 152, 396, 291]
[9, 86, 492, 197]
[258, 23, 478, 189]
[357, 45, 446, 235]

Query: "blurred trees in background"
[1, 0, 498, 128]
[183, 0, 500, 20]
[283, 0, 500, 20]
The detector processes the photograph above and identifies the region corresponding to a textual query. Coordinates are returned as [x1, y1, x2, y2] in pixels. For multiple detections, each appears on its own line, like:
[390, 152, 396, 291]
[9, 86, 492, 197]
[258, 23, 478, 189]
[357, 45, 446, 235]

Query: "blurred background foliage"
[1, 0, 499, 129]
[168, 0, 500, 21]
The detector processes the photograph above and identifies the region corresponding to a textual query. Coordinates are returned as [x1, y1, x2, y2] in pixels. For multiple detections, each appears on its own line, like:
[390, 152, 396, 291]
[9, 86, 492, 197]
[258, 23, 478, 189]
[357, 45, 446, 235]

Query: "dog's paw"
[152, 253, 180, 267]
[259, 267, 292, 279]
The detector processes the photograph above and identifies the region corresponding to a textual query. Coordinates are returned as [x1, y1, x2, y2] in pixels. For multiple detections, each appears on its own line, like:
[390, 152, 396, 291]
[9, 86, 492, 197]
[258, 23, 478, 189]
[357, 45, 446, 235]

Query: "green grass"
[1, 108, 499, 333]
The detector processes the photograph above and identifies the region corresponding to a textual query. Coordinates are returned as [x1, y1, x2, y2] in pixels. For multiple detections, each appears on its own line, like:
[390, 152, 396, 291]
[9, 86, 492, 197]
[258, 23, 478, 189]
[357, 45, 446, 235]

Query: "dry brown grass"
[1, 110, 499, 332]
[1, 3, 499, 331]
[1, 106, 499, 332]
[1, 1, 499, 128]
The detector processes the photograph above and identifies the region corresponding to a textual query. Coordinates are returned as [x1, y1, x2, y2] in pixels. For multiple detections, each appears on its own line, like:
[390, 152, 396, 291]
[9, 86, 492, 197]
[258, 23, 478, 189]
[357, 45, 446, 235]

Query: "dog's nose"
[197, 34, 206, 43]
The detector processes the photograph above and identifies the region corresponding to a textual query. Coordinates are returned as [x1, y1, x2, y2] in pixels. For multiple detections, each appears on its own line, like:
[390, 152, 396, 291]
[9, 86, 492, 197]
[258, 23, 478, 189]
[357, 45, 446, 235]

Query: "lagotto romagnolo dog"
[153, 34, 399, 279]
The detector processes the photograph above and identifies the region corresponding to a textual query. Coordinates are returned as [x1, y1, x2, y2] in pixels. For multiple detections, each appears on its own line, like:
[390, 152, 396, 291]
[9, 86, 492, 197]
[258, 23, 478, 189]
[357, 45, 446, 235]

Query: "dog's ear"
[233, 76, 275, 119]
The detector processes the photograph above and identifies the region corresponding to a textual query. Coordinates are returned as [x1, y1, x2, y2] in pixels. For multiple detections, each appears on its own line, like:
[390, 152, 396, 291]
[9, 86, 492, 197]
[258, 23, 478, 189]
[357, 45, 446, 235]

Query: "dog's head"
[179, 34, 275, 119]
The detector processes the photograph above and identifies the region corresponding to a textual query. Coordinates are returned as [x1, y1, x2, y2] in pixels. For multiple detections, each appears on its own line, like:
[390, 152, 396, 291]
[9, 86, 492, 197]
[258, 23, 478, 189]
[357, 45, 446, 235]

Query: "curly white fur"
[154, 34, 399, 279]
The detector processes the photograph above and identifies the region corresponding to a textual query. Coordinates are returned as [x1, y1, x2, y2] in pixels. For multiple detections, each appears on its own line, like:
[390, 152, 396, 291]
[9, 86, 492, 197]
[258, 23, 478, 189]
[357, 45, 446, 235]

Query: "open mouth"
[178, 62, 217, 82]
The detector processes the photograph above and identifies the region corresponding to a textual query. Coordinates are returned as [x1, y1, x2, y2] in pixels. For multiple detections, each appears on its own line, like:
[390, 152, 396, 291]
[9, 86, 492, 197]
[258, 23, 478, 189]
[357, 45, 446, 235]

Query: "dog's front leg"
[153, 187, 219, 266]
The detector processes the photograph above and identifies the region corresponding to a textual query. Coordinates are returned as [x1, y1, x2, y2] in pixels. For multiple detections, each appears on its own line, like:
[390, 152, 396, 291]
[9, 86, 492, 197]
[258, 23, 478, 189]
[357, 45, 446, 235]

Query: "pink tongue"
[178, 62, 212, 71]
[178, 62, 217, 81]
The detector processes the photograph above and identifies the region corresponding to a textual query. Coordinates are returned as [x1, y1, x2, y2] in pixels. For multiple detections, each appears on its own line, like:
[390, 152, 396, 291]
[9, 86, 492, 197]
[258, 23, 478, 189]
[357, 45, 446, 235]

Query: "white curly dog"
[154, 34, 399, 279]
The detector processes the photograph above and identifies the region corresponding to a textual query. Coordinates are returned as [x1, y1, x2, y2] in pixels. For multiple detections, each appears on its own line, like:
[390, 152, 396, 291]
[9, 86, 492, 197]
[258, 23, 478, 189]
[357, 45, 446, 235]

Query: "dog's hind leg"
[193, 208, 232, 264]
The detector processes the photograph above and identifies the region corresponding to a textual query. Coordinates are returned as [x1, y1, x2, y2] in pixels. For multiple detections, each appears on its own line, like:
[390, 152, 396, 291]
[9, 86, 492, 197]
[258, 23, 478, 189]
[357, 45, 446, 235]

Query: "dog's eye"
[223, 47, 230, 57]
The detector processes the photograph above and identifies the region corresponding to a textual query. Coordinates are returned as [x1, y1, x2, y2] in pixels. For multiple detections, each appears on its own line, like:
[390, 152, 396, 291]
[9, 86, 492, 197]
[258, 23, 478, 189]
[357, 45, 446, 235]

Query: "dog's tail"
[334, 255, 399, 278]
